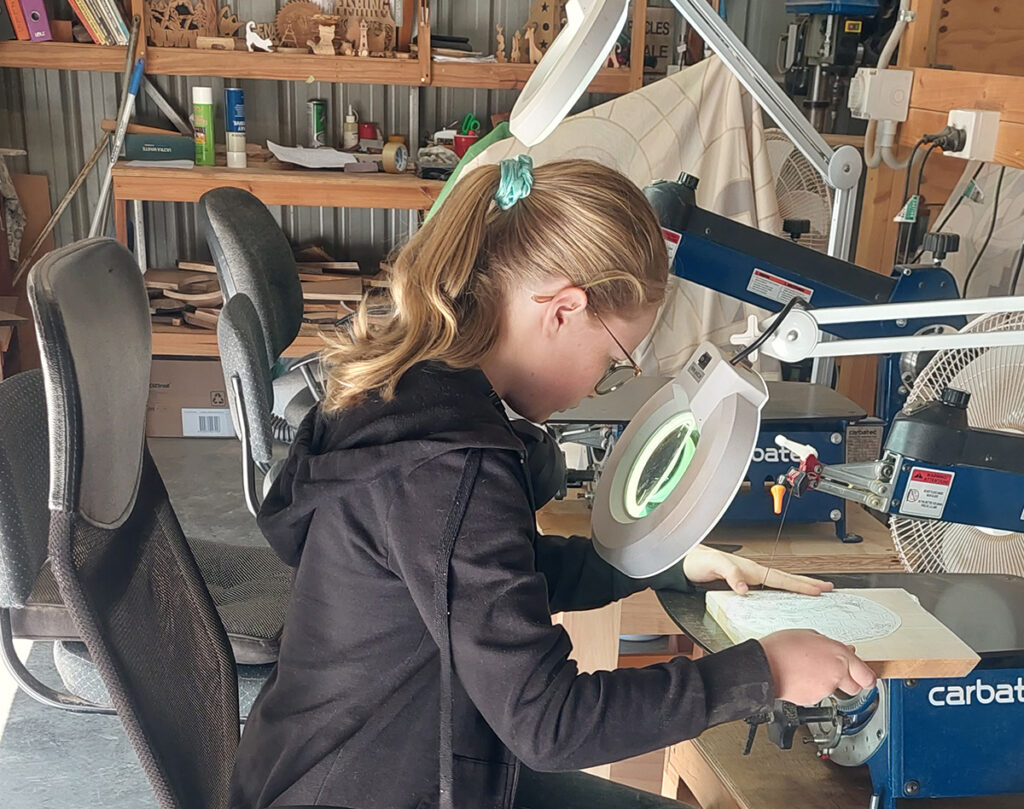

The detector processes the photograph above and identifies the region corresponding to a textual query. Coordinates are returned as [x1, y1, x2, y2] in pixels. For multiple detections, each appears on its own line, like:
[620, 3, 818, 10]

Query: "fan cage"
[764, 128, 833, 254]
[891, 312, 1024, 576]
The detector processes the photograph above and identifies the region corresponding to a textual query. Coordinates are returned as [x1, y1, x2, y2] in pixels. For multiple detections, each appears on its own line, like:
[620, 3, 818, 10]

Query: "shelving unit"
[0, 1, 649, 92]
[3, 2, 652, 357]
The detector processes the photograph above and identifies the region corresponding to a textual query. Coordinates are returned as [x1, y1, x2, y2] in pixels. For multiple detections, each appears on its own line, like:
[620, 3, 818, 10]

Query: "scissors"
[460, 113, 481, 135]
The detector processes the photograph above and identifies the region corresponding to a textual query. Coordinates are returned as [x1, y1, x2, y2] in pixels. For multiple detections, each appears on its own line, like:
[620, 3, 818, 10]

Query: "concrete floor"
[0, 437, 261, 809]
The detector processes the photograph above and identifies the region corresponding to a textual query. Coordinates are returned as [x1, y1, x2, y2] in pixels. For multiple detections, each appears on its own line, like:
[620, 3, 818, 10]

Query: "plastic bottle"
[343, 105, 359, 150]
[192, 86, 215, 166]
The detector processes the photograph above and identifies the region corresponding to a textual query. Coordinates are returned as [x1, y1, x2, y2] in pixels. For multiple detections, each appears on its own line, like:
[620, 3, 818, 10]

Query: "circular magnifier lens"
[596, 366, 638, 395]
[623, 411, 699, 519]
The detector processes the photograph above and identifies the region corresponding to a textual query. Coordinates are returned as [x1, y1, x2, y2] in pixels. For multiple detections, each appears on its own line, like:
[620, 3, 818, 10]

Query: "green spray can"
[192, 86, 215, 166]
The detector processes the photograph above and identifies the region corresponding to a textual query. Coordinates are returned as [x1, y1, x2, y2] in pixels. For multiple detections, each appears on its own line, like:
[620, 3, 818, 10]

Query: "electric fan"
[890, 311, 1024, 575]
[764, 128, 833, 253]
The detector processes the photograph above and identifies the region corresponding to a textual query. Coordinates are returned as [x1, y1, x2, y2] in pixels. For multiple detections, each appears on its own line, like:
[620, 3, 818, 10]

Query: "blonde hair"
[322, 158, 668, 412]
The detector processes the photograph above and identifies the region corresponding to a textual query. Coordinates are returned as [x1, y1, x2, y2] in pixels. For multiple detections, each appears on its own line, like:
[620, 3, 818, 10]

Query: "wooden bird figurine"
[245, 20, 274, 52]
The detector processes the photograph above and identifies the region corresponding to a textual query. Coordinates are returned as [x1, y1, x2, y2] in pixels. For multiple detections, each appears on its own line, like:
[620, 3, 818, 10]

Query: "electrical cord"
[897, 141, 941, 264]
[963, 165, 1006, 296]
[730, 297, 803, 367]
[911, 162, 985, 263]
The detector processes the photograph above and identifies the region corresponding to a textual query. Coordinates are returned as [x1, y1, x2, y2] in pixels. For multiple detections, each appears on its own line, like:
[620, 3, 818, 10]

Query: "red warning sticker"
[746, 268, 814, 305]
[900, 466, 955, 519]
[662, 228, 682, 263]
[910, 469, 954, 486]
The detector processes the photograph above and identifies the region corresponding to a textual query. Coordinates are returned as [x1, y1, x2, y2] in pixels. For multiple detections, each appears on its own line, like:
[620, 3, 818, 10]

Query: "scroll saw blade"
[761, 486, 792, 589]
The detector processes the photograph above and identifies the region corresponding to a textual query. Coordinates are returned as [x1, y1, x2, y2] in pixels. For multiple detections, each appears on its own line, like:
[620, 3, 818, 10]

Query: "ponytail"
[321, 158, 668, 412]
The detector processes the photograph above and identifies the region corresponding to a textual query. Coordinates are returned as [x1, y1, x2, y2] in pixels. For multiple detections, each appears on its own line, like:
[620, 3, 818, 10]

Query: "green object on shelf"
[424, 122, 512, 222]
[192, 86, 215, 166]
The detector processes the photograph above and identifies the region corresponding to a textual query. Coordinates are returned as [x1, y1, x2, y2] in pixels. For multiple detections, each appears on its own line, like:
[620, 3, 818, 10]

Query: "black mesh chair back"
[28, 238, 240, 809]
[199, 187, 304, 362]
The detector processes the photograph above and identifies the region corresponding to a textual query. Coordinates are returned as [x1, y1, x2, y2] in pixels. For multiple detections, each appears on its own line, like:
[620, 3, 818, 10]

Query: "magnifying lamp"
[591, 343, 768, 577]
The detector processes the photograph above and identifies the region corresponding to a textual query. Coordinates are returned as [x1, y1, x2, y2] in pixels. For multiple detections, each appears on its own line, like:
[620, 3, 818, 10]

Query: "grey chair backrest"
[218, 294, 275, 513]
[28, 238, 240, 809]
[199, 187, 304, 363]
[0, 370, 49, 611]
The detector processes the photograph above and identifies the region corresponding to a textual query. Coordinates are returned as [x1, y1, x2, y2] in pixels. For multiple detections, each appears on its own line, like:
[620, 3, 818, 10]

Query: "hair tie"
[494, 155, 534, 210]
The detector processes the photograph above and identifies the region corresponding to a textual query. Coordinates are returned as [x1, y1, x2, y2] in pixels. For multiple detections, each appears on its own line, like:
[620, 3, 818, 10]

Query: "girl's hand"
[760, 629, 877, 704]
[681, 546, 833, 596]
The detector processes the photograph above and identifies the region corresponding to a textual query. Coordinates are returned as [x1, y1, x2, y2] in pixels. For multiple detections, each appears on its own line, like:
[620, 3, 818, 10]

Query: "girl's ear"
[543, 286, 590, 333]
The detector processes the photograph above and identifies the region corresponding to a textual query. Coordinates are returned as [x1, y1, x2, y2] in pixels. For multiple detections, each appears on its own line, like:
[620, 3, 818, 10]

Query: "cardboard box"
[147, 359, 235, 438]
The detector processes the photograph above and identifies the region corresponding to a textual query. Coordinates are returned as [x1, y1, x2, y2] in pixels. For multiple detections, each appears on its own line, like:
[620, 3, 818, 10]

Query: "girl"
[230, 157, 875, 809]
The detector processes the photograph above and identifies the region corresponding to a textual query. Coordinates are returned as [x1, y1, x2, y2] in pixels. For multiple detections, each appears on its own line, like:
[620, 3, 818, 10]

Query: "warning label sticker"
[746, 268, 814, 305]
[899, 466, 955, 519]
[662, 228, 682, 264]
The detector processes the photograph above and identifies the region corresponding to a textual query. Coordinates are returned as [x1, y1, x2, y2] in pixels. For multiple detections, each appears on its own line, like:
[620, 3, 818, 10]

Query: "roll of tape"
[382, 142, 409, 174]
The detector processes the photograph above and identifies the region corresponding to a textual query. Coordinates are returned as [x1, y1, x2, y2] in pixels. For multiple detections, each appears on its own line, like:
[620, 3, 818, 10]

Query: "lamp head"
[509, 0, 629, 146]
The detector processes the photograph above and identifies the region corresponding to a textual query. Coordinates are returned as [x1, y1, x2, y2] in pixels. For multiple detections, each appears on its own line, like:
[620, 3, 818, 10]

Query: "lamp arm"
[754, 296, 1024, 362]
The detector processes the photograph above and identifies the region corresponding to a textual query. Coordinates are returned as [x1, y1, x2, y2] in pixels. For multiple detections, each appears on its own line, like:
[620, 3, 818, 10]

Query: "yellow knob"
[770, 484, 786, 515]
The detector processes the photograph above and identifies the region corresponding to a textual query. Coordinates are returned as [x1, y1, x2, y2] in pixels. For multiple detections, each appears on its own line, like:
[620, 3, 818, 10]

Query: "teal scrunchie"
[494, 154, 534, 210]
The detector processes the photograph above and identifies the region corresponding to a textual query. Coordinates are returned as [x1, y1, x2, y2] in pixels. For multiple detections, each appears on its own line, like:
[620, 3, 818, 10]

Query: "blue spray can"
[225, 87, 246, 169]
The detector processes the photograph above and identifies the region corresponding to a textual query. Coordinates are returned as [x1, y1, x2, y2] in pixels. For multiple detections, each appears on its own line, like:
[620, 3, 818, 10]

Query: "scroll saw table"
[657, 573, 1024, 809]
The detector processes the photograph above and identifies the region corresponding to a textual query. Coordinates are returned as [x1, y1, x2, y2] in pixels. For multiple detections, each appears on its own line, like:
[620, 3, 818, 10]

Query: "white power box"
[945, 109, 1001, 161]
[848, 67, 914, 122]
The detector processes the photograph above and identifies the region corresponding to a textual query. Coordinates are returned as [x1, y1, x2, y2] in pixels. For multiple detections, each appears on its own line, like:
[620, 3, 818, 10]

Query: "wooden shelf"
[0, 41, 127, 71]
[111, 163, 444, 210]
[152, 326, 324, 358]
[431, 62, 637, 94]
[0, 43, 636, 93]
[146, 47, 427, 85]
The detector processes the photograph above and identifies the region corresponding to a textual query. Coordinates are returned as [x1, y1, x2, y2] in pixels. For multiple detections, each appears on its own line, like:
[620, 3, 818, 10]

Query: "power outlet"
[944, 109, 1001, 161]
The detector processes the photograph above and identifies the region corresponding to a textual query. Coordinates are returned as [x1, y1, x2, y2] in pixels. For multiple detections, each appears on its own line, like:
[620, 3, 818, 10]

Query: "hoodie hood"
[257, 363, 524, 566]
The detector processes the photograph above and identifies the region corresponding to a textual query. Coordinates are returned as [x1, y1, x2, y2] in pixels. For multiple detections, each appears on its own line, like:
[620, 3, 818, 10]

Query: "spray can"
[224, 88, 246, 169]
[192, 86, 215, 166]
[307, 99, 327, 148]
[343, 105, 359, 150]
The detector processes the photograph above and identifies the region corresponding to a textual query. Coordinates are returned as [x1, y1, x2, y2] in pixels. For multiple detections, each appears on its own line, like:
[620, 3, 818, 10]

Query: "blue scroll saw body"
[644, 175, 965, 542]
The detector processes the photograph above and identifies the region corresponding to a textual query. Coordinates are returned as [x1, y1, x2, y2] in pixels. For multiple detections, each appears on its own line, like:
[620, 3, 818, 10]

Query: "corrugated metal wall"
[0, 0, 657, 268]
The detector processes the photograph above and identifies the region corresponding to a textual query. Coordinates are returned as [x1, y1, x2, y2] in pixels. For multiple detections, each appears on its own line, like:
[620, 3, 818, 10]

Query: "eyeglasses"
[589, 309, 642, 395]
[531, 293, 643, 395]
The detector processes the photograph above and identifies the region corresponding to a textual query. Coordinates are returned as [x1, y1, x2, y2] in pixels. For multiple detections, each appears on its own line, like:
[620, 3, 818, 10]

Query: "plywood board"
[706, 588, 979, 679]
[143, 268, 212, 291]
[301, 278, 363, 302]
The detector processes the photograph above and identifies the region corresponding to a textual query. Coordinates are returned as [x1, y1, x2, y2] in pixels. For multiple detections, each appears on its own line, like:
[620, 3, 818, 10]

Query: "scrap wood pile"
[145, 246, 390, 338]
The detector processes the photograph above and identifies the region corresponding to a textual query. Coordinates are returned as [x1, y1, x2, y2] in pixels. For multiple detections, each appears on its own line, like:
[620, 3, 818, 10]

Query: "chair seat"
[53, 640, 274, 717]
[11, 540, 291, 665]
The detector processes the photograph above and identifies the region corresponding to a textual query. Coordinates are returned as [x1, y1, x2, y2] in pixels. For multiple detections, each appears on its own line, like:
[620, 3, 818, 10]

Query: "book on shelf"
[3, 0, 29, 40]
[67, 0, 127, 45]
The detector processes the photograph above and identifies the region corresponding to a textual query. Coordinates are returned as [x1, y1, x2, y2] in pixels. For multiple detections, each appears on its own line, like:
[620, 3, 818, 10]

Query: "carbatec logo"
[929, 679, 1024, 706]
[750, 446, 797, 464]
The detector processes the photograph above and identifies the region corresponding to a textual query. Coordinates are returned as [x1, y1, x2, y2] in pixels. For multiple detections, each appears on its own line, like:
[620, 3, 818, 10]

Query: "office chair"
[25, 238, 339, 809]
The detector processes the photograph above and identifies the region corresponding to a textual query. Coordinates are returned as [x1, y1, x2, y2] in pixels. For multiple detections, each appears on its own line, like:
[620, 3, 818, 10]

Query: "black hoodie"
[229, 363, 774, 809]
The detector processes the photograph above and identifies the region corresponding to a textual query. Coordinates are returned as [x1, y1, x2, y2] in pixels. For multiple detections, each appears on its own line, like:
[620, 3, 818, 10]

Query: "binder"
[1, 1, 20, 40]
[17, 0, 51, 41]
[2, 0, 29, 40]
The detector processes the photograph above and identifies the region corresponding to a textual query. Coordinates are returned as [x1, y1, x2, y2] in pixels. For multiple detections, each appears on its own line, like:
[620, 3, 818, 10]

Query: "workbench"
[657, 572, 1024, 809]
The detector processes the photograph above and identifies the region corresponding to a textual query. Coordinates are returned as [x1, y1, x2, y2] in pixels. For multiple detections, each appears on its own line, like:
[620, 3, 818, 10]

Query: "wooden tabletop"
[111, 163, 444, 210]
[667, 721, 1023, 809]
